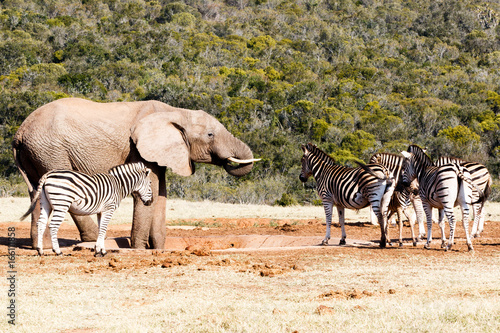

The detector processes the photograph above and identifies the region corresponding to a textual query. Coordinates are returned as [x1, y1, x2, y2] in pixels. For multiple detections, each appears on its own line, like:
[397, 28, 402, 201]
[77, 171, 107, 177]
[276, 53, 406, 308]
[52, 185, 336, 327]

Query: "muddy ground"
[2, 217, 500, 261]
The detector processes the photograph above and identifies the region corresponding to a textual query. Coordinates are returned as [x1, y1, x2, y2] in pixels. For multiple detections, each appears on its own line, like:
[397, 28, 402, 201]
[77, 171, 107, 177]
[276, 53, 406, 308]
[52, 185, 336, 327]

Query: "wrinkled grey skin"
[13, 98, 256, 249]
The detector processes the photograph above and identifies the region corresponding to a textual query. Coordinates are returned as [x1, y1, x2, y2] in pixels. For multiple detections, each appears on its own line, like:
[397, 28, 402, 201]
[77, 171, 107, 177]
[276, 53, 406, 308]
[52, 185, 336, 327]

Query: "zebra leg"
[36, 191, 51, 256]
[369, 206, 379, 226]
[48, 206, 69, 256]
[402, 207, 417, 246]
[471, 203, 484, 238]
[412, 195, 426, 240]
[422, 201, 433, 249]
[477, 204, 485, 237]
[337, 206, 347, 245]
[437, 209, 447, 249]
[372, 201, 388, 248]
[95, 210, 114, 257]
[396, 207, 404, 247]
[443, 207, 457, 252]
[321, 200, 333, 246]
[460, 203, 474, 252]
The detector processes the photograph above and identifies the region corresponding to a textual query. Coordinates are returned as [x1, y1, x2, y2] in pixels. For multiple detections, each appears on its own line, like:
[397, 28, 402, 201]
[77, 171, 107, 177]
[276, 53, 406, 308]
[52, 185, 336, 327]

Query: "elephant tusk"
[227, 157, 261, 164]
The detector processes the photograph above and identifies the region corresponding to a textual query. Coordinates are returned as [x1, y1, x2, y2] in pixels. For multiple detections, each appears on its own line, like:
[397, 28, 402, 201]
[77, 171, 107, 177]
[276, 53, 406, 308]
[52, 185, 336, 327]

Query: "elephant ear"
[131, 113, 194, 176]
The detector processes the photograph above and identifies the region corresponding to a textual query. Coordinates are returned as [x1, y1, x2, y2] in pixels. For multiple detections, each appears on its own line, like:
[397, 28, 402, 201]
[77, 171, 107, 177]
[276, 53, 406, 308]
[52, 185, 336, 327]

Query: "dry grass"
[3, 249, 500, 332]
[1, 198, 500, 332]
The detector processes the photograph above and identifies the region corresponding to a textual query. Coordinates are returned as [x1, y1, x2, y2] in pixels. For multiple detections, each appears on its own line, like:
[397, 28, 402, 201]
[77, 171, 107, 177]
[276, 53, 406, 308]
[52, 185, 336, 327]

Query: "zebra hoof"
[339, 239, 346, 246]
[53, 250, 63, 256]
[399, 242, 403, 247]
[94, 251, 107, 257]
[413, 241, 417, 247]
[379, 241, 386, 249]
[321, 240, 329, 246]
[441, 242, 447, 249]
[36, 248, 44, 256]
[424, 244, 431, 250]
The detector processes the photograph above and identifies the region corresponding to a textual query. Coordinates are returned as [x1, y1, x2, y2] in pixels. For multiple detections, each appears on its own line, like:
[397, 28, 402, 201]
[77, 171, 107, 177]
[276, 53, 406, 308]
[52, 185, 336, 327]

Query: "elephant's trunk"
[223, 140, 256, 177]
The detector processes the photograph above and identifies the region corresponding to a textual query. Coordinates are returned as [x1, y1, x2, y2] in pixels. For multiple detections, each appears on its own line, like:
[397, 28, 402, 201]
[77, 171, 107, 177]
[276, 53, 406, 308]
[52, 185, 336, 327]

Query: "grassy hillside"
[1, 0, 500, 203]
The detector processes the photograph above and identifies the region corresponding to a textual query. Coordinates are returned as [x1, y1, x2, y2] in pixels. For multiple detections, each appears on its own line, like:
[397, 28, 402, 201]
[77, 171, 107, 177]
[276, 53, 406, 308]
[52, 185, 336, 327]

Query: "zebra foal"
[435, 156, 491, 238]
[21, 162, 153, 256]
[401, 145, 482, 251]
[300, 143, 395, 248]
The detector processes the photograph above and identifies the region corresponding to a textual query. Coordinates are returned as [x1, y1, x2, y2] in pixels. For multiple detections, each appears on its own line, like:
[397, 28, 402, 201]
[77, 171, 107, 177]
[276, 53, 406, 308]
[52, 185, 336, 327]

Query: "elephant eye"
[208, 132, 214, 139]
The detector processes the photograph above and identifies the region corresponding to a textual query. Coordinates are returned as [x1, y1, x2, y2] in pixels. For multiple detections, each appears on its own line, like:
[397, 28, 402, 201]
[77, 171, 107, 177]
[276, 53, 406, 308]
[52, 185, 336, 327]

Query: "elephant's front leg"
[131, 198, 154, 249]
[131, 164, 166, 249]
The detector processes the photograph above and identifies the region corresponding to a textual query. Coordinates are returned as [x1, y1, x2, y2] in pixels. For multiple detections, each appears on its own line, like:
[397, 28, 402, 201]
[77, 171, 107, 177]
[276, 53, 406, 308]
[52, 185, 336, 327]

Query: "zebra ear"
[401, 151, 411, 159]
[131, 113, 194, 177]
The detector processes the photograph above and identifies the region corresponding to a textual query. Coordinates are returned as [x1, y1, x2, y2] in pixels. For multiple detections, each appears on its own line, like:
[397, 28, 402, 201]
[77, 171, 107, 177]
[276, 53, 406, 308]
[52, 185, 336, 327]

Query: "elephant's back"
[13, 98, 156, 174]
[15, 98, 152, 141]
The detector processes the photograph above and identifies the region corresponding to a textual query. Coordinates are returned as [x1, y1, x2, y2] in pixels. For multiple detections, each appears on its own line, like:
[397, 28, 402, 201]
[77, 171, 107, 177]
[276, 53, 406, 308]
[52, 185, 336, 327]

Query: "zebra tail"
[454, 163, 485, 205]
[12, 143, 36, 193]
[483, 177, 492, 202]
[20, 173, 48, 221]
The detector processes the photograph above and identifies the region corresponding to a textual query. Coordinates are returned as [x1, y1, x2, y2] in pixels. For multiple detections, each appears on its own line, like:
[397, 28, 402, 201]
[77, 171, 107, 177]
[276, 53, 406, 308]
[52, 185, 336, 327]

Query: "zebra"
[435, 156, 492, 238]
[401, 145, 483, 251]
[20, 162, 153, 256]
[370, 153, 426, 246]
[300, 143, 395, 248]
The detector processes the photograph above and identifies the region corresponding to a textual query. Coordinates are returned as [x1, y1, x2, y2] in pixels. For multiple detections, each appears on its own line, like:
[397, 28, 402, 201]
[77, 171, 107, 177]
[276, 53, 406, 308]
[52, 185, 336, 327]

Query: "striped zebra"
[20, 162, 153, 256]
[401, 145, 483, 251]
[435, 156, 492, 238]
[300, 143, 395, 248]
[370, 153, 425, 246]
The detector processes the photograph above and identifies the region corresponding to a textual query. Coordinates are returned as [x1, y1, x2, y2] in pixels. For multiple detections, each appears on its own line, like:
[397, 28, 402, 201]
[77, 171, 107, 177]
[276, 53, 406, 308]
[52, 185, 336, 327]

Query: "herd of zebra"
[300, 143, 491, 252]
[19, 143, 491, 256]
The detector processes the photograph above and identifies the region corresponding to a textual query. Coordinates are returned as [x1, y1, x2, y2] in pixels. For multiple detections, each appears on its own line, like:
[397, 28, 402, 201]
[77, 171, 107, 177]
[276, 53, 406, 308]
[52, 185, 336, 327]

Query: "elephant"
[12, 98, 258, 249]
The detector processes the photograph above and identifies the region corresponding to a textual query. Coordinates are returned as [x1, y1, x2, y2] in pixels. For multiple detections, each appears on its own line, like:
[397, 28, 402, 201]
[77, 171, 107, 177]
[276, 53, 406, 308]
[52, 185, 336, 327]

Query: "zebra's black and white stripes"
[21, 162, 153, 256]
[435, 156, 492, 238]
[300, 143, 395, 248]
[370, 153, 425, 246]
[401, 145, 482, 251]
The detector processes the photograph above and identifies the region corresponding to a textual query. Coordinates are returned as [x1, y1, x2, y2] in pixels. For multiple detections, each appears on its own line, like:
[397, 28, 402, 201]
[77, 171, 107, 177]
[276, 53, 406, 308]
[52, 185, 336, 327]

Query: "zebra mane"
[407, 145, 433, 166]
[306, 143, 336, 165]
[109, 162, 145, 175]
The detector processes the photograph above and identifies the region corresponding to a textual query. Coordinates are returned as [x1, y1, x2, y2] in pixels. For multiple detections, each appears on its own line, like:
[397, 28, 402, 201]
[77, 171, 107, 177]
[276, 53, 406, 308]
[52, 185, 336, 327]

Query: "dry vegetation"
[1, 198, 500, 332]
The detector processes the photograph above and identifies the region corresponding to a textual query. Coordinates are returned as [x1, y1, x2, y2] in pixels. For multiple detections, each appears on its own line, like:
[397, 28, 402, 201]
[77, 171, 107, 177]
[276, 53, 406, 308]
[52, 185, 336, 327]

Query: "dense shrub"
[1, 0, 500, 203]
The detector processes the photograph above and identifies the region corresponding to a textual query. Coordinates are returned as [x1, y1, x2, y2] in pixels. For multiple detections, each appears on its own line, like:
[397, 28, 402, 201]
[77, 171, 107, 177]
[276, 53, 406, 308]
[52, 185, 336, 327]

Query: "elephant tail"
[12, 140, 35, 193]
[20, 173, 48, 221]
